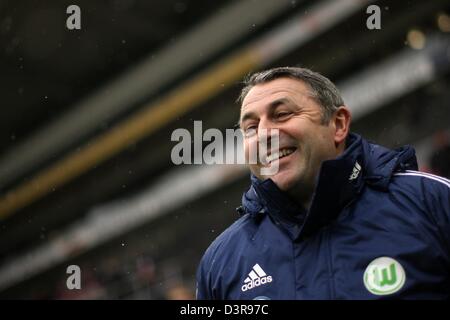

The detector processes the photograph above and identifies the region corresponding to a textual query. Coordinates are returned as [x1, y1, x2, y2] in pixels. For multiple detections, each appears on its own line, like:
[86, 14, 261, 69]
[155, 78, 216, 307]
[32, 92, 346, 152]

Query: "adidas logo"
[349, 161, 361, 181]
[241, 264, 272, 292]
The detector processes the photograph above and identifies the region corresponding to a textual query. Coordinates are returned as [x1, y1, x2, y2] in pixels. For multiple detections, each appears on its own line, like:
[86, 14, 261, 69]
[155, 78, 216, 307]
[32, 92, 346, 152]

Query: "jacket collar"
[239, 132, 418, 240]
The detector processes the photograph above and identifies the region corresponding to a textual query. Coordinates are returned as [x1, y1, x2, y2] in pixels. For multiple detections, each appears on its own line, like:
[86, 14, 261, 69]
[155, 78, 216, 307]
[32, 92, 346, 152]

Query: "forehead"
[241, 77, 312, 113]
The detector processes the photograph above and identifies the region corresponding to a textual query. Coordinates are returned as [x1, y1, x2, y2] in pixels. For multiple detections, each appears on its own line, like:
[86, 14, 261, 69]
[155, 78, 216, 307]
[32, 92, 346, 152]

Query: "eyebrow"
[239, 98, 293, 127]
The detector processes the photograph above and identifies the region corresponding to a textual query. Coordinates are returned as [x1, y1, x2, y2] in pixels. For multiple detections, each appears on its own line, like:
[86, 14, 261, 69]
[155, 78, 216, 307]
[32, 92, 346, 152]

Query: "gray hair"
[238, 67, 344, 123]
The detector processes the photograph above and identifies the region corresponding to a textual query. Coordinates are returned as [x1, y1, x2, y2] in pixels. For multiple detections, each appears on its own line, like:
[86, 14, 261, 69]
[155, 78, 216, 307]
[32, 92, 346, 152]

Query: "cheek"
[244, 137, 259, 163]
[243, 140, 250, 158]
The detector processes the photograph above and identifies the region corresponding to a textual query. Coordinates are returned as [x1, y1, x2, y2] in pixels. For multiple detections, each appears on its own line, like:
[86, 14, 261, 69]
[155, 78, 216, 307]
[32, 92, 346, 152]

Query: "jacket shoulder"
[201, 213, 255, 266]
[391, 170, 450, 195]
[196, 213, 257, 299]
[390, 170, 449, 211]
[390, 170, 450, 246]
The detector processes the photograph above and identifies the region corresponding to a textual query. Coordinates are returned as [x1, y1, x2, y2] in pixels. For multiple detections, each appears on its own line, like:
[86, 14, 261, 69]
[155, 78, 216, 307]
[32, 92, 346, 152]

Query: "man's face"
[240, 77, 342, 198]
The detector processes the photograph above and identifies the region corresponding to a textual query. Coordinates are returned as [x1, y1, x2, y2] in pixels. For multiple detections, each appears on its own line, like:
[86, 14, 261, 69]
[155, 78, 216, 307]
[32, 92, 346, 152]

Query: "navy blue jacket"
[196, 133, 450, 299]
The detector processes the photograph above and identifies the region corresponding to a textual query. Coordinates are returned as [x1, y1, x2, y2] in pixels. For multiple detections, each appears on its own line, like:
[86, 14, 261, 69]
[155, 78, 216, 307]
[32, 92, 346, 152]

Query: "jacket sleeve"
[423, 176, 450, 252]
[195, 253, 212, 300]
[196, 243, 220, 300]
[196, 228, 232, 299]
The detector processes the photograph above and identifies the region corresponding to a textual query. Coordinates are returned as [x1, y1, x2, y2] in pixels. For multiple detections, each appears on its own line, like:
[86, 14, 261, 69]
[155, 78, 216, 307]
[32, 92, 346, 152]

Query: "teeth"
[266, 152, 279, 163]
[266, 148, 295, 163]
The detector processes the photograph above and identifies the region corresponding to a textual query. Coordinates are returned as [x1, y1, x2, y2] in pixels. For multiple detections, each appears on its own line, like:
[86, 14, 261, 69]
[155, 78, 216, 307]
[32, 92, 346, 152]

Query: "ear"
[332, 106, 351, 147]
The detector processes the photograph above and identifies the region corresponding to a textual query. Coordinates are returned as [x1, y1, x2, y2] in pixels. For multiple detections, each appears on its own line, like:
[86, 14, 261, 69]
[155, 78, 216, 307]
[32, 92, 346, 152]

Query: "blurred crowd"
[423, 131, 450, 179]
[48, 254, 194, 300]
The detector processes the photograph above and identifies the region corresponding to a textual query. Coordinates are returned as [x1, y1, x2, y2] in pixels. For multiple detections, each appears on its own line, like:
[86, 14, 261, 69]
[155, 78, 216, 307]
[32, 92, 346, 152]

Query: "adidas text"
[241, 276, 272, 292]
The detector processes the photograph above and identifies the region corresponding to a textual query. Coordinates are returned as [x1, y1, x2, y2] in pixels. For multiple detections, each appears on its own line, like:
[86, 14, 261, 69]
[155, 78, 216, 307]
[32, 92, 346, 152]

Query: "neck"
[287, 182, 314, 210]
[287, 142, 347, 209]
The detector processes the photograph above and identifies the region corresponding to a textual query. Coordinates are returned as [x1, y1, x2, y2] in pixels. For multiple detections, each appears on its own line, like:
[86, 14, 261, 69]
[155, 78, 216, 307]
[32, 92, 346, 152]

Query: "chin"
[270, 172, 299, 191]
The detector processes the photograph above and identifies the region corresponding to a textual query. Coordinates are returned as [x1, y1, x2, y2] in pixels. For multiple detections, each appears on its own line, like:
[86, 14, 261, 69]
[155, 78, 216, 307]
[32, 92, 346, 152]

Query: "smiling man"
[196, 67, 450, 299]
[240, 75, 350, 208]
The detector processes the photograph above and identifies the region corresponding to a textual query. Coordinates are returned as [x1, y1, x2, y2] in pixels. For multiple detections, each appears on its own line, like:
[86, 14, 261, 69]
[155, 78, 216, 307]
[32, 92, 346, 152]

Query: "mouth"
[265, 147, 297, 164]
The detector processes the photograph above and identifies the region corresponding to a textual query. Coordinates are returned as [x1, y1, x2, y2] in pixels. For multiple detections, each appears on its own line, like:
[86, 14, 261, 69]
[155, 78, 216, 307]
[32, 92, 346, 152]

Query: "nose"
[257, 120, 279, 153]
[257, 118, 276, 141]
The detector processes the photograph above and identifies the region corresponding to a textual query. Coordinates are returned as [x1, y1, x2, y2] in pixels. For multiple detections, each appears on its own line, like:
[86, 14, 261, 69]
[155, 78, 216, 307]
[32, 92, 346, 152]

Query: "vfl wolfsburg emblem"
[364, 257, 406, 295]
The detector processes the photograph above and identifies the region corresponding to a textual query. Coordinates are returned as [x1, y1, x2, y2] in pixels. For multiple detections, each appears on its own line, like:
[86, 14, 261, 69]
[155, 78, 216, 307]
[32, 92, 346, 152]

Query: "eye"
[275, 111, 291, 119]
[244, 126, 257, 137]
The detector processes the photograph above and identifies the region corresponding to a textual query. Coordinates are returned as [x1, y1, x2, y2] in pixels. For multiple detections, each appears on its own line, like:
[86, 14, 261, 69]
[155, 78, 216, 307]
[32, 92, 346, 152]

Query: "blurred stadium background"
[0, 0, 449, 299]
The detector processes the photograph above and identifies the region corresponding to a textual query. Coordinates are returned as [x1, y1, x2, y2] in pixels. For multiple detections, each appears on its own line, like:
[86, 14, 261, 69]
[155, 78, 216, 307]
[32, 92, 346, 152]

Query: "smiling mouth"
[265, 147, 297, 164]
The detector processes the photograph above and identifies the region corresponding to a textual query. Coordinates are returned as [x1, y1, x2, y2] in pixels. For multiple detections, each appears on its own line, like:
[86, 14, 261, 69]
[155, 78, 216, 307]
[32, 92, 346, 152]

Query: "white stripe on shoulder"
[405, 170, 450, 184]
[394, 170, 450, 188]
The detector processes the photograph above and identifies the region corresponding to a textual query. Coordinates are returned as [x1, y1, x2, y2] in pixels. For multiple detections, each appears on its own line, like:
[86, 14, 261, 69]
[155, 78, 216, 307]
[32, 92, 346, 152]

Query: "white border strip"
[394, 171, 450, 189]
